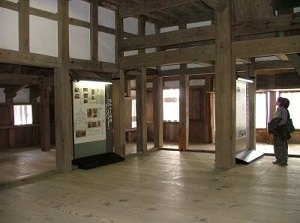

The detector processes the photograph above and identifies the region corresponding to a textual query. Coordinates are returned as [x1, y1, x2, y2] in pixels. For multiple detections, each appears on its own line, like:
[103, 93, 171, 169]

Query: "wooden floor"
[0, 149, 300, 223]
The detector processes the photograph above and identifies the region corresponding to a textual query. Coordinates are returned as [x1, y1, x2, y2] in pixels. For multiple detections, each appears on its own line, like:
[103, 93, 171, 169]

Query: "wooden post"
[55, 0, 73, 171]
[90, 0, 98, 61]
[136, 68, 147, 153]
[40, 77, 51, 151]
[19, 0, 29, 53]
[179, 65, 189, 151]
[246, 63, 256, 150]
[153, 75, 163, 149]
[112, 70, 126, 156]
[215, 1, 236, 168]
[204, 74, 214, 143]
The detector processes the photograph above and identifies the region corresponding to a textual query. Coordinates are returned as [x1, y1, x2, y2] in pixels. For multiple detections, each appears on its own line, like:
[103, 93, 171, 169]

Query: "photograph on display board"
[73, 82, 106, 144]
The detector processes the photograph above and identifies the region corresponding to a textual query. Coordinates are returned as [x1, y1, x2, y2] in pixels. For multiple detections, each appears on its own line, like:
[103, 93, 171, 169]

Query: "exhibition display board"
[72, 80, 113, 160]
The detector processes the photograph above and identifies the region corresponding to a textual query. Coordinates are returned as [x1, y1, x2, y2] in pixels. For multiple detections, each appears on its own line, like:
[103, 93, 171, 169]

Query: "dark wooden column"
[246, 63, 256, 150]
[55, 0, 72, 171]
[215, 1, 236, 168]
[19, 0, 29, 53]
[153, 75, 163, 149]
[112, 70, 126, 156]
[136, 68, 147, 153]
[179, 65, 189, 151]
[40, 77, 51, 151]
[204, 74, 214, 143]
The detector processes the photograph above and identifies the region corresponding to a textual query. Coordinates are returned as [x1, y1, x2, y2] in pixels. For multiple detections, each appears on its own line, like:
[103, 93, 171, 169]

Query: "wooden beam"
[120, 13, 300, 52]
[121, 26, 214, 51]
[201, 0, 227, 11]
[0, 49, 59, 67]
[287, 54, 300, 77]
[119, 0, 203, 18]
[233, 12, 300, 37]
[0, 0, 18, 11]
[69, 59, 118, 73]
[233, 35, 300, 58]
[0, 73, 40, 85]
[120, 44, 215, 69]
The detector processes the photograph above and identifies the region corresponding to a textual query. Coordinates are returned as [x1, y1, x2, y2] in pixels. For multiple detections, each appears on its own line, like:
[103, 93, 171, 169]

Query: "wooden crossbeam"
[287, 54, 300, 77]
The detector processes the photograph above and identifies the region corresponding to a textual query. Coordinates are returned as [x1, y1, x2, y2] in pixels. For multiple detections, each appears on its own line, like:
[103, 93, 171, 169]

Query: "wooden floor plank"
[0, 150, 300, 223]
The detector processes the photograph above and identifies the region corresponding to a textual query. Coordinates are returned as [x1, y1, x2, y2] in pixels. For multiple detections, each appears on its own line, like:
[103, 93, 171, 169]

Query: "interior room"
[0, 0, 300, 222]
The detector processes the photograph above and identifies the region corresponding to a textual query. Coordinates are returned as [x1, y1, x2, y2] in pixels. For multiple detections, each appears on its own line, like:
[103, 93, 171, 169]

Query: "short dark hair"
[277, 97, 290, 109]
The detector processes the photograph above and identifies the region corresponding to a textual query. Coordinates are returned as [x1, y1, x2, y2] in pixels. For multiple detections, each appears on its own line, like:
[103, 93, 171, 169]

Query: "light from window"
[280, 92, 300, 129]
[256, 93, 267, 128]
[163, 89, 179, 121]
[132, 99, 136, 128]
[14, 105, 33, 125]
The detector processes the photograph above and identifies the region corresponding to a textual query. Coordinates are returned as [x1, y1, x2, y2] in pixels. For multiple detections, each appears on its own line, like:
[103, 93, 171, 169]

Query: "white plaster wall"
[165, 81, 179, 88]
[146, 22, 155, 35]
[98, 32, 115, 63]
[14, 89, 30, 103]
[190, 79, 205, 86]
[98, 6, 115, 29]
[30, 0, 57, 13]
[160, 26, 178, 33]
[187, 21, 212, 28]
[0, 89, 5, 103]
[124, 17, 138, 34]
[0, 7, 19, 51]
[69, 0, 90, 22]
[69, 25, 91, 60]
[30, 15, 58, 57]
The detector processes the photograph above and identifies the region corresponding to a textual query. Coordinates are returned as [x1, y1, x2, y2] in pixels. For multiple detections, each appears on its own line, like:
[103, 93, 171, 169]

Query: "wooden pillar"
[215, 1, 236, 168]
[246, 64, 256, 150]
[204, 74, 214, 143]
[90, 0, 98, 61]
[267, 91, 276, 142]
[112, 70, 126, 156]
[55, 0, 72, 171]
[136, 68, 147, 153]
[19, 0, 29, 53]
[40, 77, 51, 151]
[179, 65, 189, 151]
[153, 75, 163, 149]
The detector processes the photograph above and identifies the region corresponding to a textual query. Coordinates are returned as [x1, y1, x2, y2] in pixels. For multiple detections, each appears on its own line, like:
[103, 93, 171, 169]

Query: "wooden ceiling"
[99, 0, 300, 27]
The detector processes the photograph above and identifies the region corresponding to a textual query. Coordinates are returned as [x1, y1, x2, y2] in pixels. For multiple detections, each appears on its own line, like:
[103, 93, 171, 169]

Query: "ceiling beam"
[201, 0, 227, 12]
[120, 35, 300, 69]
[287, 53, 300, 77]
[119, 0, 203, 18]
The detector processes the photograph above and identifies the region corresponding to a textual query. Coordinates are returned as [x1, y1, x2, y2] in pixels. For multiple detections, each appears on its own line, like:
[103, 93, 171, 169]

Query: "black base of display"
[72, 152, 125, 169]
[235, 149, 264, 164]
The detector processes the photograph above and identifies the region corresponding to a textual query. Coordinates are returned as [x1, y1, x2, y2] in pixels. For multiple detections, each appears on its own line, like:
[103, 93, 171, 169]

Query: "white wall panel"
[0, 8, 19, 51]
[14, 89, 30, 103]
[98, 32, 115, 63]
[69, 25, 90, 60]
[30, 0, 57, 13]
[124, 17, 138, 34]
[30, 15, 58, 57]
[69, 0, 90, 22]
[98, 6, 115, 29]
[146, 22, 155, 35]
[0, 89, 5, 103]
